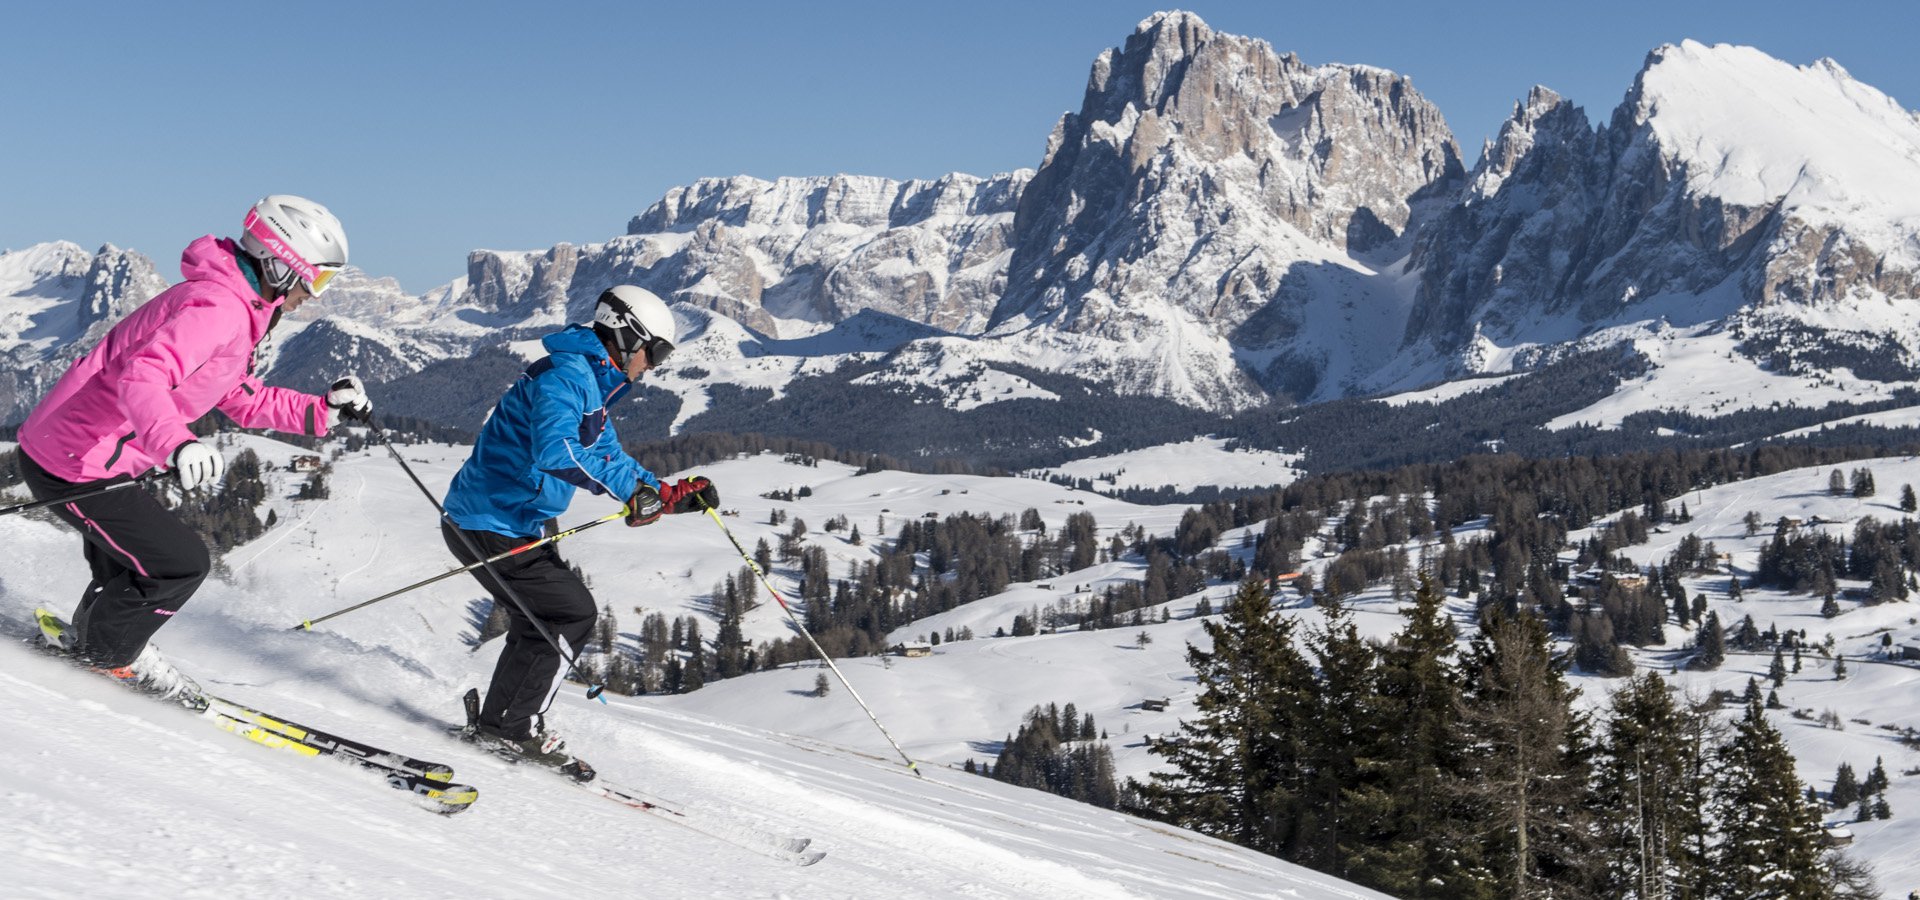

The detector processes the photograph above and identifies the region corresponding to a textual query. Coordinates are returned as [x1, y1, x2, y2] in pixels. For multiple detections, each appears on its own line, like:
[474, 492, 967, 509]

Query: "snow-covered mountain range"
[5, 11, 1918, 465]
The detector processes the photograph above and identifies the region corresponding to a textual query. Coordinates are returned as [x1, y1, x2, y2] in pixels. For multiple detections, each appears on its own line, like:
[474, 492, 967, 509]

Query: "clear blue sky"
[3, 0, 1912, 293]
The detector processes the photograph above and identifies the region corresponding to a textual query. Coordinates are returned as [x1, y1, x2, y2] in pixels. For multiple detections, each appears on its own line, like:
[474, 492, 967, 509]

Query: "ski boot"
[459, 688, 595, 783]
[34, 608, 208, 710]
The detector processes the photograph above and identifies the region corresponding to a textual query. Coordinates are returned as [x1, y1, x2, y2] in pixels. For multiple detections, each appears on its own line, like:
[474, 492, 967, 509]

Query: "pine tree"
[1450, 609, 1594, 896]
[1850, 468, 1875, 498]
[1342, 570, 1463, 897]
[1593, 673, 1716, 898]
[1691, 611, 1726, 670]
[1136, 578, 1312, 855]
[1711, 699, 1833, 897]
[1862, 757, 1889, 798]
[1830, 763, 1859, 810]
[1294, 595, 1380, 877]
[1902, 484, 1917, 513]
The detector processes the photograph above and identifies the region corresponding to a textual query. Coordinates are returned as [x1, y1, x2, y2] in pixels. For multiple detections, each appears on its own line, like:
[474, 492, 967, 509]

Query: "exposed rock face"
[11, 27, 1920, 436]
[459, 171, 1029, 338]
[1404, 42, 1920, 381]
[0, 243, 166, 424]
[986, 10, 1465, 408]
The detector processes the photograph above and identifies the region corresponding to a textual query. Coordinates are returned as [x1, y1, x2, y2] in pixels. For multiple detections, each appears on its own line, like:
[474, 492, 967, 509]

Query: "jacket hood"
[179, 236, 281, 309]
[544, 324, 630, 398]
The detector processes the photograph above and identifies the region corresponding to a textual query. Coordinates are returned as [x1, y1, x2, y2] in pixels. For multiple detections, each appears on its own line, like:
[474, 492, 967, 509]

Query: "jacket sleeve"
[528, 359, 650, 498]
[114, 299, 239, 459]
[216, 372, 331, 437]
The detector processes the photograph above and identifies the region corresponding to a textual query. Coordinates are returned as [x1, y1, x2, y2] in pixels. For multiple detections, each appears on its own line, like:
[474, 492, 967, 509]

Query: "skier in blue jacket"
[442, 285, 716, 777]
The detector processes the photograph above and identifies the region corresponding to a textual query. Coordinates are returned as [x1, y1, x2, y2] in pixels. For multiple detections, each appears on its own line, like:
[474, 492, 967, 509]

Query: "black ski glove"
[627, 483, 665, 527]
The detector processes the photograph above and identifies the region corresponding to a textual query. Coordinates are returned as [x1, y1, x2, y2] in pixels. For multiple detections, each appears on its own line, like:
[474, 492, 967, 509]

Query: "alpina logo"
[243, 209, 318, 281]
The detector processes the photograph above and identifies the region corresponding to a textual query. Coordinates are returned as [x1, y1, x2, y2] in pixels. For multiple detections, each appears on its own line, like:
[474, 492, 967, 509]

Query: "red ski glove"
[658, 476, 719, 515]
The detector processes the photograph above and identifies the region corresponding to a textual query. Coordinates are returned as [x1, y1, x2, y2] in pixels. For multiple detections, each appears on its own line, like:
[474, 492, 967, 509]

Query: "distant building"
[1140, 697, 1171, 712]
[290, 454, 322, 472]
[898, 642, 932, 658]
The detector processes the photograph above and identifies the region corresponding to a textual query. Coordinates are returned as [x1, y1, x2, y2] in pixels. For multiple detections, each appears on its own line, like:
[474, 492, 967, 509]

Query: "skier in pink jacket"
[18, 195, 373, 703]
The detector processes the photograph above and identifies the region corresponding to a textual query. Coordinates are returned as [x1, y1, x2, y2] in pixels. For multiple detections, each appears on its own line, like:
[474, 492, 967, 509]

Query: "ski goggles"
[641, 336, 674, 368]
[612, 327, 674, 368]
[306, 265, 343, 295]
[243, 209, 343, 296]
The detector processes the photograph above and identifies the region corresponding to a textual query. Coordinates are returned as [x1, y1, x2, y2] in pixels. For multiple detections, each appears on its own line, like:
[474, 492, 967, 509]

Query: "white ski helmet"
[593, 285, 677, 367]
[240, 194, 349, 297]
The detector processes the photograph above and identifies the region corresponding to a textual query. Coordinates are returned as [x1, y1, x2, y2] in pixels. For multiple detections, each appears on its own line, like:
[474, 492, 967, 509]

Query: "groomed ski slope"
[0, 436, 1386, 899]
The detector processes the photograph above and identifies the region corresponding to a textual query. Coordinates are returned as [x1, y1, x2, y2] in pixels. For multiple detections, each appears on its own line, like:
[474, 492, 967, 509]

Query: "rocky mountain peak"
[990, 10, 1463, 409]
[1404, 36, 1920, 395]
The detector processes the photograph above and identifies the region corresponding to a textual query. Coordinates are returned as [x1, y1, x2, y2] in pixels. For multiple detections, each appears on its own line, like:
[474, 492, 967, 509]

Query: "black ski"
[30, 608, 476, 814]
[212, 711, 478, 814]
[455, 688, 821, 864]
[205, 695, 458, 782]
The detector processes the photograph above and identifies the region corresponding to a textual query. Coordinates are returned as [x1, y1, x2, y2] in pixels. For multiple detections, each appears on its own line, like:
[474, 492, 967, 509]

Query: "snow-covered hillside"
[0, 435, 1379, 898]
[14, 430, 1920, 893]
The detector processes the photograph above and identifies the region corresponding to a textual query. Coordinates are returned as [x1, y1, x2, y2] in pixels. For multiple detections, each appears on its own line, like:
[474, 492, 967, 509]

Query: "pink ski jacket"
[19, 236, 331, 483]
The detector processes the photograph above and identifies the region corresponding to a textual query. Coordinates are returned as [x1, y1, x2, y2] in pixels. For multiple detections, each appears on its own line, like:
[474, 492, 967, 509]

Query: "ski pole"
[364, 419, 610, 702]
[0, 471, 165, 518]
[698, 498, 922, 778]
[291, 509, 627, 631]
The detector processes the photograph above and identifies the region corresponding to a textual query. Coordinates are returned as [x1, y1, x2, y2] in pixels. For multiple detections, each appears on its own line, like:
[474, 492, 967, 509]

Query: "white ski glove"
[325, 374, 372, 427]
[169, 441, 225, 491]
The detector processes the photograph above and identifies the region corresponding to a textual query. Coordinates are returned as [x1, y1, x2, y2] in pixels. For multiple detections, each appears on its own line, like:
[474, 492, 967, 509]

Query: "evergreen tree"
[1830, 763, 1860, 810]
[1861, 757, 1889, 798]
[1902, 484, 1916, 513]
[1769, 648, 1788, 687]
[1710, 699, 1832, 898]
[1294, 595, 1380, 877]
[1450, 609, 1595, 896]
[1691, 611, 1726, 670]
[1593, 673, 1716, 898]
[1136, 578, 1312, 855]
[1342, 571, 1464, 897]
[1850, 468, 1875, 498]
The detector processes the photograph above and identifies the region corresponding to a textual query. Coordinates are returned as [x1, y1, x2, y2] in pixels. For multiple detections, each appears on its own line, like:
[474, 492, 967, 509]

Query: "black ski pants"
[441, 519, 598, 740]
[18, 451, 210, 669]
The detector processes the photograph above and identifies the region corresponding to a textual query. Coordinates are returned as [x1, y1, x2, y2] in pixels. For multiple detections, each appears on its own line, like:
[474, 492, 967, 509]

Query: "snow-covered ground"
[0, 435, 1379, 898]
[12, 432, 1920, 895]
[1370, 374, 1521, 407]
[1031, 436, 1305, 494]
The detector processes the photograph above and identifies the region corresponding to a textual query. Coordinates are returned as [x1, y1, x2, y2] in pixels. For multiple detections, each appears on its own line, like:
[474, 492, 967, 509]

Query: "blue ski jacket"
[443, 325, 660, 538]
